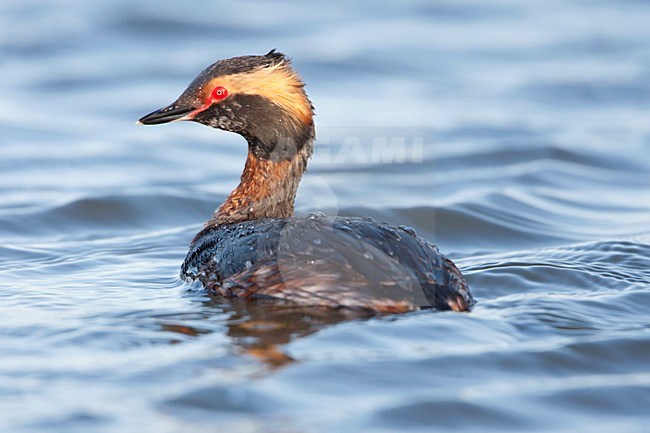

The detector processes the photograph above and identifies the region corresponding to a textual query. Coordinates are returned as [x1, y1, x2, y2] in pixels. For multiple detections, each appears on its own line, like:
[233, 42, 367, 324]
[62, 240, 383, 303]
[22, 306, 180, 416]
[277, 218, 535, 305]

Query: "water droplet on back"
[399, 225, 417, 237]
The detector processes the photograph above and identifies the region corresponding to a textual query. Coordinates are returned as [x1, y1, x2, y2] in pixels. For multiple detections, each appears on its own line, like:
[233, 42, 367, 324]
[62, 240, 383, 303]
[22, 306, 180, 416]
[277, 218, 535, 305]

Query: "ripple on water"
[1, 0, 650, 432]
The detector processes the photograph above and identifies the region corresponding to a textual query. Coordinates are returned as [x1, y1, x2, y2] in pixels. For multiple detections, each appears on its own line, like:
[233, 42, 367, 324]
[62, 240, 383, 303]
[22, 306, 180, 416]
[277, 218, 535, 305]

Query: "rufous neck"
[211, 148, 309, 226]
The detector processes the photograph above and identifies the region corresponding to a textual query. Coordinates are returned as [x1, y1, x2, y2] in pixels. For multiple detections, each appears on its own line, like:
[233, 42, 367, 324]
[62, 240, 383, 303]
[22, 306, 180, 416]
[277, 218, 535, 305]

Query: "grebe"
[139, 50, 474, 313]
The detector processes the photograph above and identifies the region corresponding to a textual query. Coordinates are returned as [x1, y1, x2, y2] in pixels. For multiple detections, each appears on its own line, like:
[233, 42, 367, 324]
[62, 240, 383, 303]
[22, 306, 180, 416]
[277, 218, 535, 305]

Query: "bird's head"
[139, 50, 314, 161]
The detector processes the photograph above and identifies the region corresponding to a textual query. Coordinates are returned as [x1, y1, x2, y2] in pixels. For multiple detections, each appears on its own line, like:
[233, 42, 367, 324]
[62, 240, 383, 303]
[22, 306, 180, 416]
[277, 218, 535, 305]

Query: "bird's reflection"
[164, 294, 374, 368]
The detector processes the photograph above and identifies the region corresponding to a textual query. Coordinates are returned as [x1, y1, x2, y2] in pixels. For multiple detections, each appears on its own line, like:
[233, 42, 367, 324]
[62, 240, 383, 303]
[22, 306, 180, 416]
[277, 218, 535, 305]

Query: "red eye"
[210, 86, 228, 102]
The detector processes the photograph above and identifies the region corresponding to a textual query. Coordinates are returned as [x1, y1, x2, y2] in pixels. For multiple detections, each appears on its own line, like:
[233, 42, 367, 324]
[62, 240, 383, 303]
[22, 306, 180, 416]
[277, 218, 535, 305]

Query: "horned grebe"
[138, 50, 474, 312]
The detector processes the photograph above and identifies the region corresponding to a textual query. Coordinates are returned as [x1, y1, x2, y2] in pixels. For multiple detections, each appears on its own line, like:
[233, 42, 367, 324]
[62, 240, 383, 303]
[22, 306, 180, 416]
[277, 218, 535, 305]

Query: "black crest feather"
[266, 48, 288, 64]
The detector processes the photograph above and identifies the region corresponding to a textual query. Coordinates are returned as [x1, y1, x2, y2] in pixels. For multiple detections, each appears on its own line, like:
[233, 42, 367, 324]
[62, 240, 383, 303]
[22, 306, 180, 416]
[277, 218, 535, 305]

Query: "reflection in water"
[164, 296, 375, 368]
[2, 0, 650, 431]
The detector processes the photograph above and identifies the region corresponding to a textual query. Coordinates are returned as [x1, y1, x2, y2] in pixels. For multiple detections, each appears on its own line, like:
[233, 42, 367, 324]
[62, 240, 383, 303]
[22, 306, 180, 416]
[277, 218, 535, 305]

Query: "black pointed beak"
[137, 103, 194, 125]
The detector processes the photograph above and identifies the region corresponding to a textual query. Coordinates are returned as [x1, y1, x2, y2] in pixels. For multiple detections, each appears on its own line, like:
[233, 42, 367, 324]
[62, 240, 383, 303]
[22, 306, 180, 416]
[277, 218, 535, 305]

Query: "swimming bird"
[138, 50, 474, 312]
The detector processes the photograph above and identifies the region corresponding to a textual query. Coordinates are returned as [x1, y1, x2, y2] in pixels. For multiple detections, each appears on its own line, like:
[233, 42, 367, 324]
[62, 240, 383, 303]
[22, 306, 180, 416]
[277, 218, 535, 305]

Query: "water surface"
[1, 1, 650, 432]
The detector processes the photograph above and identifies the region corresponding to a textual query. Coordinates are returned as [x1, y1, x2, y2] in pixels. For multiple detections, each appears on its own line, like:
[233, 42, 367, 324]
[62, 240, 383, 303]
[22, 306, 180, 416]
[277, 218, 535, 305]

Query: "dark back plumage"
[182, 214, 474, 312]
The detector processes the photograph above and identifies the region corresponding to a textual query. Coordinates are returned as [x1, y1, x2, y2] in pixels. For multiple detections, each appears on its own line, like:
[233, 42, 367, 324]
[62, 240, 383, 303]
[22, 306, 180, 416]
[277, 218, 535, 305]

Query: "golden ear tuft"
[208, 61, 313, 124]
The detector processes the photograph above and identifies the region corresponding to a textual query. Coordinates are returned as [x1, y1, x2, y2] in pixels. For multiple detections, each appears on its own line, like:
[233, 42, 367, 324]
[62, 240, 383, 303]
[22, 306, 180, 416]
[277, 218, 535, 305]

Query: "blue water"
[1, 1, 650, 432]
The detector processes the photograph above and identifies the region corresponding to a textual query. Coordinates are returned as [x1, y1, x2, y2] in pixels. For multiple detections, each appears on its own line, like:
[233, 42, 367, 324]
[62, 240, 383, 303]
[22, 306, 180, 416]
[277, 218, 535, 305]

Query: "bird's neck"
[210, 139, 313, 226]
